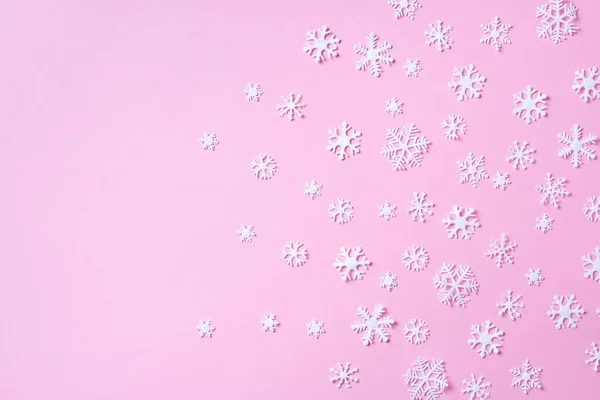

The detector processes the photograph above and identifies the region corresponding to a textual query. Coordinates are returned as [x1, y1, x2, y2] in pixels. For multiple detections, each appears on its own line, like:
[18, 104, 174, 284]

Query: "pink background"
[1, 0, 599, 399]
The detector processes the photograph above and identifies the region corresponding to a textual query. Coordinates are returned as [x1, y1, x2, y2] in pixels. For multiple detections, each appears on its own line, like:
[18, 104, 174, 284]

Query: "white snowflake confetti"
[354, 33, 394, 77]
[276, 93, 305, 121]
[306, 319, 325, 339]
[573, 66, 600, 103]
[404, 357, 449, 400]
[329, 198, 354, 224]
[547, 294, 585, 329]
[403, 245, 429, 271]
[260, 313, 280, 333]
[424, 20, 454, 52]
[492, 172, 511, 190]
[385, 97, 403, 117]
[461, 374, 491, 400]
[380, 271, 398, 292]
[403, 58, 422, 77]
[558, 124, 597, 168]
[536, 173, 570, 208]
[304, 179, 323, 199]
[351, 305, 395, 346]
[535, 213, 554, 233]
[480, 16, 512, 51]
[408, 192, 434, 223]
[536, 0, 578, 44]
[585, 342, 600, 372]
[433, 263, 479, 307]
[403, 318, 429, 345]
[583, 247, 600, 284]
[243, 83, 263, 102]
[443, 206, 481, 240]
[199, 131, 219, 151]
[507, 140, 536, 170]
[196, 319, 215, 338]
[330, 362, 359, 389]
[513, 85, 548, 124]
[388, 0, 422, 20]
[333, 246, 371, 281]
[449, 65, 486, 101]
[458, 153, 489, 188]
[525, 268, 545, 286]
[327, 121, 362, 161]
[281, 241, 308, 267]
[378, 201, 397, 221]
[381, 124, 431, 171]
[441, 114, 467, 140]
[497, 289, 525, 321]
[250, 153, 277, 180]
[236, 224, 256, 243]
[469, 320, 504, 358]
[584, 197, 600, 222]
[303, 25, 340, 62]
[485, 233, 517, 268]
[511, 360, 542, 394]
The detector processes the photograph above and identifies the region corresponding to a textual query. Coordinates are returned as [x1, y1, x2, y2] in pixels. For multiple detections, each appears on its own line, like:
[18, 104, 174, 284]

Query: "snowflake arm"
[303, 25, 340, 62]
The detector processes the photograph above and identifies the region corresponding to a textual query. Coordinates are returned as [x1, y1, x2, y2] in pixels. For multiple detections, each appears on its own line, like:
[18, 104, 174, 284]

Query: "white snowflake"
[469, 320, 504, 358]
[403, 245, 429, 271]
[525, 268, 545, 286]
[480, 16, 512, 51]
[458, 153, 489, 188]
[327, 121, 362, 161]
[403, 318, 429, 345]
[330, 362, 359, 389]
[424, 20, 454, 52]
[449, 65, 486, 101]
[260, 313, 280, 333]
[276, 93, 305, 121]
[306, 319, 325, 339]
[243, 83, 263, 101]
[199, 131, 219, 151]
[304, 179, 323, 199]
[513, 85, 548, 124]
[380, 271, 398, 292]
[443, 206, 481, 240]
[461, 374, 491, 400]
[236, 224, 256, 243]
[485, 233, 517, 268]
[303, 25, 340, 62]
[354, 33, 394, 77]
[388, 0, 422, 20]
[536, 0, 579, 44]
[408, 191, 434, 223]
[196, 319, 215, 338]
[584, 197, 600, 222]
[433, 263, 479, 307]
[535, 213, 554, 233]
[583, 247, 600, 284]
[497, 289, 525, 321]
[558, 124, 597, 168]
[351, 305, 395, 346]
[333, 246, 371, 281]
[379, 201, 397, 221]
[403, 58, 422, 77]
[403, 357, 449, 400]
[250, 153, 277, 180]
[573, 66, 600, 103]
[510, 360, 542, 394]
[281, 241, 308, 267]
[381, 124, 431, 171]
[441, 114, 467, 140]
[507, 140, 536, 170]
[329, 198, 354, 224]
[491, 172, 511, 190]
[385, 97, 404, 117]
[585, 342, 600, 372]
[536, 173, 570, 208]
[547, 294, 585, 329]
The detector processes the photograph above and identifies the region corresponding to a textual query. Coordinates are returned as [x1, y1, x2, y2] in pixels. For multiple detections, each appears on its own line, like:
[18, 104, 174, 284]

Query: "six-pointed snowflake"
[330, 362, 359, 389]
[196, 319, 215, 338]
[461, 374, 491, 400]
[425, 20, 454, 52]
[507, 140, 536, 170]
[380, 271, 398, 292]
[403, 245, 429, 271]
[526, 268, 545, 286]
[404, 357, 449, 400]
[449, 65, 486, 101]
[492, 172, 511, 190]
[260, 313, 280, 332]
[388, 0, 422, 20]
[327, 122, 362, 160]
[403, 318, 429, 345]
[536, 173, 570, 208]
[442, 114, 467, 140]
[511, 360, 542, 394]
[584, 197, 600, 222]
[378, 201, 397, 221]
[408, 191, 434, 223]
[513, 85, 548, 124]
[558, 124, 597, 168]
[485, 233, 517, 268]
[433, 263, 480, 307]
[250, 153, 277, 180]
[458, 153, 489, 187]
[535, 213, 554, 233]
[497, 289, 525, 321]
[243, 83, 263, 101]
[354, 33, 394, 77]
[303, 25, 340, 62]
[585, 342, 600, 372]
[381, 124, 431, 171]
[351, 305, 395, 345]
[536, 0, 579, 44]
[276, 93, 306, 121]
[237, 224, 256, 242]
[329, 198, 354, 224]
[480, 16, 512, 51]
[333, 246, 371, 281]
[403, 58, 422, 77]
[547, 294, 585, 329]
[281, 241, 308, 267]
[582, 247, 600, 284]
[304, 179, 323, 199]
[469, 320, 504, 358]
[573, 66, 600, 102]
[443, 206, 481, 240]
[199, 131, 219, 151]
[306, 319, 325, 338]
[385, 97, 403, 117]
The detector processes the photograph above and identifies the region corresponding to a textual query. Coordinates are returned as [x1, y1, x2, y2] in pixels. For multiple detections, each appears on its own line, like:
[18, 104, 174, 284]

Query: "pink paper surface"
[1, 0, 599, 399]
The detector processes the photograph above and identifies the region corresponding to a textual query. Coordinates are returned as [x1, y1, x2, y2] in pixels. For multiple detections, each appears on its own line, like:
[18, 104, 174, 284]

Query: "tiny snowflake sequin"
[327, 122, 362, 160]
[304, 179, 323, 199]
[196, 319, 215, 338]
[485, 233, 517, 268]
[424, 20, 454, 52]
[388, 0, 422, 20]
[403, 318, 429, 345]
[330, 362, 359, 389]
[449, 65, 486, 101]
[276, 93, 305, 121]
[303, 25, 340, 62]
[403, 58, 422, 77]
[380, 271, 398, 292]
[507, 140, 536, 170]
[329, 198, 354, 224]
[441, 114, 467, 140]
[306, 319, 325, 338]
[469, 320, 504, 358]
[260, 313, 280, 333]
[385, 97, 403, 117]
[492, 172, 511, 190]
[403, 245, 429, 271]
[573, 66, 600, 103]
[480, 16, 512, 51]
[407, 191, 434, 222]
[199, 131, 219, 150]
[537, 173, 570, 208]
[243, 83, 263, 101]
[354, 33, 394, 77]
[513, 85, 548, 124]
[582, 247, 600, 284]
[333, 246, 371, 281]
[525, 268, 545, 286]
[250, 153, 277, 180]
[281, 241, 308, 267]
[443, 206, 481, 240]
[511, 360, 542, 394]
[584, 197, 600, 222]
[585, 342, 600, 372]
[461, 374, 491, 400]
[458, 153, 489, 188]
[378, 201, 397, 221]
[535, 213, 554, 233]
[536, 0, 578, 44]
[497, 289, 525, 321]
[237, 224, 256, 243]
[558, 124, 597, 168]
[547, 294, 585, 329]
[351, 305, 395, 345]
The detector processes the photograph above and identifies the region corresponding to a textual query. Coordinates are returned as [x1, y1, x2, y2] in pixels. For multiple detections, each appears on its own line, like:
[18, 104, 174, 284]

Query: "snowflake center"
[571, 139, 582, 150]
[367, 317, 379, 331]
[264, 318, 275, 328]
[367, 49, 379, 60]
[522, 373, 531, 381]
[491, 30, 500, 38]
[400, 0, 409, 6]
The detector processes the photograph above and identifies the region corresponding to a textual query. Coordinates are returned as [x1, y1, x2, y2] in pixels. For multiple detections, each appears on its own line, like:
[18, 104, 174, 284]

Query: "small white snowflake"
[433, 263, 479, 307]
[573, 66, 600, 103]
[304, 179, 323, 199]
[306, 319, 325, 338]
[536, 0, 578, 44]
[330, 362, 359, 389]
[351, 305, 395, 346]
[449, 65, 486, 101]
[536, 173, 570, 208]
[385, 97, 403, 117]
[507, 140, 536, 170]
[260, 313, 280, 333]
[276, 93, 305, 121]
[425, 20, 454, 52]
[583, 247, 600, 284]
[381, 124, 431, 171]
[281, 241, 308, 267]
[243, 83, 263, 102]
[333, 246, 371, 281]
[513, 85, 548, 124]
[380, 271, 398, 292]
[458, 153, 489, 188]
[354, 33, 394, 77]
[403, 318, 429, 345]
[199, 132, 219, 150]
[461, 374, 491, 400]
[535, 213, 554, 233]
[497, 289, 525, 321]
[443, 206, 481, 240]
[511, 360, 542, 394]
[469, 320, 504, 358]
[492, 172, 511, 190]
[480, 16, 512, 51]
[250, 153, 277, 180]
[403, 245, 429, 271]
[196, 319, 215, 338]
[388, 0, 422, 20]
[404, 357, 449, 400]
[547, 294, 585, 329]
[485, 233, 517, 268]
[585, 342, 600, 372]
[403, 58, 422, 77]
[584, 197, 600, 222]
[329, 198, 354, 224]
[525, 268, 545, 286]
[408, 191, 434, 223]
[327, 122, 362, 161]
[303, 25, 340, 62]
[236, 224, 256, 243]
[378, 201, 397, 221]
[558, 124, 597, 168]
[441, 114, 467, 140]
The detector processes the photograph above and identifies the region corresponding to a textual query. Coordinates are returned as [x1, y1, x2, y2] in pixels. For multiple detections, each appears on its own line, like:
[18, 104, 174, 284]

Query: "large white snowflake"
[485, 233, 517, 268]
[403, 318, 429, 345]
[525, 268, 545, 286]
[385, 97, 404, 117]
[379, 201, 397, 221]
[354, 33, 394, 77]
[403, 58, 422, 77]
[558, 124, 597, 168]
[513, 85, 548, 124]
[584, 197, 600, 222]
[585, 342, 600, 372]
[196, 319, 215, 338]
[449, 65, 486, 101]
[327, 122, 362, 160]
[461, 374, 491, 400]
[480, 16, 512, 51]
[536, 0, 579, 44]
[547, 294, 585, 329]
[351, 305, 395, 346]
[381, 124, 431, 171]
[433, 263, 479, 307]
[441, 114, 467, 140]
[303, 25, 340, 62]
[304, 179, 323, 199]
[199, 131, 219, 151]
[403, 245, 429, 271]
[458, 153, 489, 187]
[408, 192, 434, 223]
[510, 360, 542, 394]
[329, 198, 354, 224]
[507, 140, 536, 170]
[380, 271, 398, 292]
[306, 319, 325, 339]
[443, 206, 480, 240]
[403, 357, 449, 400]
[573, 66, 600, 102]
[469, 320, 504, 358]
[276, 93, 305, 121]
[388, 0, 422, 20]
[281, 241, 308, 267]
[243, 83, 263, 101]
[250, 153, 277, 180]
[260, 313, 280, 332]
[236, 224, 256, 243]
[491, 172, 511, 190]
[497, 289, 525, 321]
[424, 20, 454, 52]
[536, 173, 570, 208]
[333, 246, 371, 281]
[330, 362, 359, 389]
[535, 213, 554, 233]
[582, 247, 600, 284]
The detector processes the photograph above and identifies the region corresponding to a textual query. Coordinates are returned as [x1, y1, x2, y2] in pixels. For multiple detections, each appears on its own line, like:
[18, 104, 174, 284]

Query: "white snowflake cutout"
[327, 122, 362, 160]
[485, 233, 517, 268]
[507, 140, 536, 170]
[535, 213, 554, 233]
[243, 83, 263, 102]
[558, 124, 597, 168]
[441, 114, 467, 140]
[433, 263, 479, 307]
[378, 201, 397, 221]
[381, 124, 430, 171]
[354, 33, 394, 77]
[330, 362, 359, 389]
[511, 360, 542, 394]
[525, 268, 545, 286]
[351, 305, 395, 346]
[250, 153, 277, 180]
[573, 66, 600, 103]
[380, 271, 398, 292]
[385, 97, 403, 117]
[276, 93, 305, 121]
[408, 191, 434, 223]
[404, 357, 449, 400]
[425, 20, 454, 52]
[443, 206, 481, 240]
[536, 173, 570, 208]
[303, 25, 340, 62]
[333, 246, 371, 281]
[458, 153, 489, 187]
[492, 172, 511, 190]
[403, 58, 422, 77]
[547, 294, 585, 329]
[236, 224, 256, 243]
[497, 289, 525, 321]
[403, 245, 429, 271]
[583, 247, 600, 284]
[469, 320, 504, 358]
[403, 318, 429, 345]
[260, 313, 280, 332]
[196, 319, 215, 338]
[513, 85, 548, 124]
[536, 0, 578, 44]
[449, 65, 486, 101]
[306, 319, 325, 338]
[480, 16, 512, 51]
[388, 0, 422, 20]
[461, 374, 491, 400]
[304, 179, 323, 199]
[281, 241, 308, 267]
[584, 197, 600, 222]
[199, 132, 219, 151]
[329, 198, 354, 224]
[585, 342, 600, 372]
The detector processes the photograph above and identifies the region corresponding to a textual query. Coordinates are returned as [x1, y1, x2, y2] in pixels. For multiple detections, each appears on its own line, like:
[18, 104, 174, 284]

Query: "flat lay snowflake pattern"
[536, 0, 579, 44]
[424, 20, 454, 52]
[443, 206, 481, 240]
[304, 179, 323, 199]
[236, 224, 256, 243]
[281, 241, 308, 267]
[327, 122, 362, 160]
[582, 247, 600, 284]
[461, 374, 491, 400]
[333, 246, 371, 281]
[510, 360, 542, 394]
[303, 26, 340, 62]
[351, 305, 395, 346]
[306, 319, 325, 339]
[381, 124, 430, 171]
[403, 318, 429, 345]
[243, 83, 263, 101]
[330, 362, 359, 389]
[449, 65, 486, 101]
[407, 192, 434, 223]
[507, 141, 536, 170]
[480, 16, 511, 51]
[403, 58, 422, 77]
[403, 245, 429, 271]
[403, 357, 449, 400]
[388, 0, 421, 20]
[328, 198, 354, 224]
[513, 85, 548, 124]
[199, 131, 218, 151]
[497, 289, 525, 321]
[491, 172, 511, 190]
[469, 320, 504, 358]
[378, 201, 397, 221]
[536, 173, 570, 208]
[573, 66, 600, 103]
[558, 124, 597, 168]
[380, 271, 398, 292]
[585, 342, 600, 372]
[260, 314, 280, 333]
[458, 153, 489, 188]
[276, 93, 305, 121]
[384, 97, 403, 117]
[526, 268, 545, 286]
[584, 197, 600, 222]
[250, 153, 277, 180]
[535, 213, 554, 233]
[354, 33, 394, 77]
[433, 263, 479, 307]
[547, 294, 585, 329]
[196, 319, 215, 338]
[441, 114, 467, 140]
[485, 233, 517, 268]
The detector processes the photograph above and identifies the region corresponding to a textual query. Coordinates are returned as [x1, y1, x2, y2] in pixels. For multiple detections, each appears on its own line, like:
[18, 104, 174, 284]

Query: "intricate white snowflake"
[526, 268, 545, 286]
[303, 25, 340, 62]
[281, 241, 308, 267]
[441, 114, 467, 140]
[236, 224, 256, 243]
[513, 85, 548, 124]
[449, 65, 486, 101]
[403, 58, 422, 77]
[304, 179, 323, 199]
[329, 198, 354, 224]
[443, 206, 481, 240]
[260, 313, 280, 332]
[491, 172, 511, 190]
[536, 0, 578, 44]
[497, 289, 525, 321]
[381, 124, 430, 171]
[333, 246, 371, 281]
[196, 319, 215, 338]
[424, 20, 454, 52]
[480, 16, 512, 51]
[378, 201, 397, 221]
[403, 318, 429, 345]
[385, 97, 403, 117]
[583, 247, 600, 284]
[250, 153, 277, 180]
[511, 360, 542, 394]
[380, 271, 398, 292]
[403, 357, 449, 400]
[461, 374, 491, 400]
[573, 66, 600, 103]
[547, 294, 585, 329]
[584, 197, 600, 222]
[330, 362, 359, 389]
[408, 191, 434, 223]
[306, 319, 325, 338]
[354, 33, 394, 77]
[351, 305, 395, 345]
[507, 140, 536, 170]
[536, 173, 570, 208]
[558, 124, 597, 168]
[403, 245, 429, 271]
[469, 320, 504, 358]
[243, 83, 263, 101]
[433, 263, 479, 307]
[276, 93, 305, 121]
[535, 213, 554, 233]
[327, 122, 362, 161]
[458, 153, 489, 188]
[585, 342, 600, 372]
[199, 131, 219, 150]
[485, 233, 517, 268]
[388, 0, 422, 20]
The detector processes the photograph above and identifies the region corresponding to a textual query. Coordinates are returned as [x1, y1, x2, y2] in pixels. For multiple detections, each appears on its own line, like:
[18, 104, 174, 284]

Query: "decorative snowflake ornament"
[354, 33, 394, 77]
[276, 93, 305, 121]
[380, 271, 398, 292]
[582, 247, 600, 284]
[351, 305, 395, 345]
[433, 263, 479, 307]
[461, 374, 491, 400]
[330, 362, 359, 389]
[558, 124, 597, 168]
[196, 319, 215, 338]
[329, 198, 354, 224]
[385, 97, 404, 117]
[535, 213, 554, 233]
[585, 342, 600, 372]
[281, 241, 308, 267]
[404, 357, 449, 400]
[378, 201, 397, 221]
[303, 26, 340, 62]
[381, 124, 430, 171]
[250, 153, 277, 180]
[306, 319, 325, 338]
[260, 313, 280, 332]
[199, 132, 218, 150]
[408, 191, 434, 223]
[333, 246, 371, 281]
[511, 360, 542, 394]
[304, 179, 323, 199]
[403, 58, 422, 77]
[573, 66, 600, 102]
[327, 122, 362, 161]
[425, 20, 454, 52]
[536, 0, 579, 44]
[513, 85, 548, 124]
[403, 245, 429, 271]
[236, 224, 256, 243]
[584, 197, 600, 222]
[526, 268, 545, 286]
[442, 114, 467, 140]
[547, 294, 585, 329]
[243, 83, 263, 101]
[458, 153, 489, 187]
[403, 318, 429, 345]
[497, 290, 525, 321]
[443, 206, 481, 240]
[507, 140, 536, 170]
[485, 233, 517, 268]
[388, 0, 422, 20]
[449, 65, 486, 101]
[480, 16, 512, 51]
[492, 172, 511, 190]
[536, 173, 570, 208]
[469, 320, 504, 358]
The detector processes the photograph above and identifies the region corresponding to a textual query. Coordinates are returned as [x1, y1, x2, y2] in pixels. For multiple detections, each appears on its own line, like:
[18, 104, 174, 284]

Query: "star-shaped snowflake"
[425, 20, 454, 52]
[304, 179, 323, 199]
[243, 83, 263, 101]
[573, 66, 600, 103]
[276, 92, 305, 121]
[330, 362, 359, 389]
[511, 360, 542, 394]
[513, 85, 548, 124]
[480, 16, 512, 51]
[558, 124, 597, 168]
[327, 122, 362, 160]
[526, 268, 545, 286]
[281, 241, 308, 267]
[403, 245, 429, 271]
[433, 263, 479, 307]
[485, 233, 517, 268]
[351, 305, 395, 345]
[260, 313, 280, 332]
[585, 342, 600, 372]
[388, 0, 422, 20]
[196, 319, 215, 338]
[329, 198, 354, 224]
[403, 318, 429, 345]
[536, 173, 570, 208]
[333, 246, 371, 281]
[236, 224, 256, 243]
[492, 172, 511, 190]
[469, 320, 504, 358]
[584, 196, 600, 222]
[441, 114, 467, 140]
[449, 64, 486, 101]
[443, 206, 480, 240]
[507, 140, 536, 170]
[536, 0, 579, 44]
[303, 25, 340, 62]
[582, 247, 600, 284]
[199, 131, 219, 151]
[378, 201, 397, 221]
[407, 192, 434, 223]
[403, 58, 422, 77]
[461, 374, 491, 400]
[547, 294, 585, 329]
[354, 33, 394, 77]
[250, 153, 277, 180]
[458, 153, 489, 187]
[385, 97, 403, 117]
[306, 319, 325, 338]
[535, 213, 554, 233]
[381, 124, 430, 171]
[497, 289, 525, 321]
[380, 271, 398, 292]
[404, 357, 449, 400]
